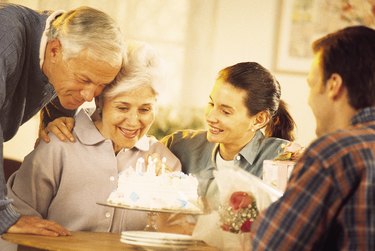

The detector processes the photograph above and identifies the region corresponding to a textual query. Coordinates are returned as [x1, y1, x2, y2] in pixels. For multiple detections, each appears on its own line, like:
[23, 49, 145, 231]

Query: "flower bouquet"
[219, 191, 259, 234]
[192, 167, 282, 250]
[274, 142, 304, 161]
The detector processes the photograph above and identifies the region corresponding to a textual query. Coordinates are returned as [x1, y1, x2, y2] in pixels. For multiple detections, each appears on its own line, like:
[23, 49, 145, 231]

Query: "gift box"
[262, 160, 295, 192]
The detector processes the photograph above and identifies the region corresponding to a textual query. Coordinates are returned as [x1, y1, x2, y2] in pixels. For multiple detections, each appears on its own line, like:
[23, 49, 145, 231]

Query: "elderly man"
[0, 3, 123, 236]
[252, 25, 375, 250]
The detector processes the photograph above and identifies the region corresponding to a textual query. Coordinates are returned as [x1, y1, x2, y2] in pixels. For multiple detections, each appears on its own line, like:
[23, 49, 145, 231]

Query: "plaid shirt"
[252, 106, 375, 251]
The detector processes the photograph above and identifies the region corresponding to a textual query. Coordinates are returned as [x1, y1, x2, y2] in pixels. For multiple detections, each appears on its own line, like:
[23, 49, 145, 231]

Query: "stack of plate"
[121, 231, 204, 249]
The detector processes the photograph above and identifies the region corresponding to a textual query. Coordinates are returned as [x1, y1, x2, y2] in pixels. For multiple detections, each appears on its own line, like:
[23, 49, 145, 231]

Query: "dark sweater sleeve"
[40, 97, 76, 128]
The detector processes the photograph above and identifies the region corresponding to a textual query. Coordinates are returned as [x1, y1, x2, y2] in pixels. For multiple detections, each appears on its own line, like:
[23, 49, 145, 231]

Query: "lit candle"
[136, 157, 145, 174]
[161, 157, 167, 175]
[147, 156, 156, 176]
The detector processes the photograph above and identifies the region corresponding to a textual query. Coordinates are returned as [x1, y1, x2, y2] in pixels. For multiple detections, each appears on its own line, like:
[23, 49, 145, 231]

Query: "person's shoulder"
[312, 128, 363, 148]
[147, 135, 184, 149]
[148, 138, 172, 153]
[145, 136, 180, 159]
[0, 3, 38, 20]
[20, 134, 70, 168]
[260, 136, 290, 153]
[161, 129, 208, 146]
[147, 135, 167, 148]
[35, 133, 75, 153]
[248, 136, 287, 161]
[160, 130, 214, 159]
[263, 136, 289, 146]
[0, 3, 22, 13]
[165, 129, 207, 138]
[305, 127, 373, 164]
[0, 4, 42, 54]
[0, 4, 24, 38]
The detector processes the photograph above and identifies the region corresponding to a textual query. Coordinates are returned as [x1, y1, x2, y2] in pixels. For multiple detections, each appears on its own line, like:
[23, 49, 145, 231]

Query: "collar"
[351, 106, 375, 126]
[120, 136, 151, 153]
[238, 130, 266, 164]
[39, 10, 65, 69]
[131, 135, 151, 151]
[74, 109, 107, 145]
[211, 130, 265, 165]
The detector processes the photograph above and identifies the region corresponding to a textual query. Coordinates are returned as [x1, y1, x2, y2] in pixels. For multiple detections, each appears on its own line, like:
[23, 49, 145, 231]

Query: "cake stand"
[97, 202, 204, 232]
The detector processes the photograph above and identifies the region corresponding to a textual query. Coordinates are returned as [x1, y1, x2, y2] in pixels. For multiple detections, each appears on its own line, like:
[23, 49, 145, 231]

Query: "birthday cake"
[107, 157, 202, 213]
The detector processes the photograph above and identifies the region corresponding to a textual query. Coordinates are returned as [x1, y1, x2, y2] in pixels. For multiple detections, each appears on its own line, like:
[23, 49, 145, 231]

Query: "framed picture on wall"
[274, 0, 375, 74]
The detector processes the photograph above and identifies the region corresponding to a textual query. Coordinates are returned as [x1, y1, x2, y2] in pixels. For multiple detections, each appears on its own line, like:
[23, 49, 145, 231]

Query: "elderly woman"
[6, 42, 181, 233]
[162, 62, 297, 210]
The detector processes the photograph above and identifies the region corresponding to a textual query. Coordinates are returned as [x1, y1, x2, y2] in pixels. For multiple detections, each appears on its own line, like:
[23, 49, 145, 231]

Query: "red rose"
[229, 191, 253, 211]
[240, 219, 252, 232]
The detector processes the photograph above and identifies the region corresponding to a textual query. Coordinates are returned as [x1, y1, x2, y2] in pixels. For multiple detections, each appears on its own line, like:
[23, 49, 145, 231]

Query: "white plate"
[121, 237, 198, 246]
[121, 231, 200, 242]
[121, 235, 202, 245]
[121, 235, 197, 244]
[97, 202, 204, 215]
[121, 238, 197, 249]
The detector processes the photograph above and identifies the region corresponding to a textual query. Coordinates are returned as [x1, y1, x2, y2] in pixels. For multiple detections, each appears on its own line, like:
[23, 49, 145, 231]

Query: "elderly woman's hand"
[36, 117, 75, 148]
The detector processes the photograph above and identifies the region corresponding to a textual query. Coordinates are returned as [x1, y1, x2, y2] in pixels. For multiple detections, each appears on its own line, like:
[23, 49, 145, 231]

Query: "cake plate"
[97, 202, 204, 215]
[97, 202, 204, 231]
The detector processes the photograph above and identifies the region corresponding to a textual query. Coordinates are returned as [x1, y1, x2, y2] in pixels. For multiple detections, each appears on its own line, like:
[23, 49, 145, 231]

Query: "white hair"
[48, 6, 124, 67]
[103, 40, 165, 99]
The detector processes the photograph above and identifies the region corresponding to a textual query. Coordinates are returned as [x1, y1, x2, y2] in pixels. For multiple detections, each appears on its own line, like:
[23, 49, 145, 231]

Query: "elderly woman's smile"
[95, 86, 156, 152]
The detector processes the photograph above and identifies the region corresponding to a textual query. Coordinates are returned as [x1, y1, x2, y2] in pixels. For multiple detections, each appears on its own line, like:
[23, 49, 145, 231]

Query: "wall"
[3, 0, 316, 161]
[209, 0, 316, 147]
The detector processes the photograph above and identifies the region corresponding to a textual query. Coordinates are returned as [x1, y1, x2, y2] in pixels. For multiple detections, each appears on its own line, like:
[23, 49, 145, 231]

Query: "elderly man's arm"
[0, 141, 21, 234]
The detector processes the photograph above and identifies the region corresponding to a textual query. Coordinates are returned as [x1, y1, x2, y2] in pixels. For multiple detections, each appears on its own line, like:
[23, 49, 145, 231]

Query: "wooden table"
[2, 231, 218, 251]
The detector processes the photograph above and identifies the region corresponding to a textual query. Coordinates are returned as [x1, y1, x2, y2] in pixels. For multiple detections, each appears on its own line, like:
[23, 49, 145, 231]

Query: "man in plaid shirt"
[252, 25, 375, 250]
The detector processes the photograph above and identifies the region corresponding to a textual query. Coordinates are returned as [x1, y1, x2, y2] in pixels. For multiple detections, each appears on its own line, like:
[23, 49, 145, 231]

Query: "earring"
[251, 122, 256, 132]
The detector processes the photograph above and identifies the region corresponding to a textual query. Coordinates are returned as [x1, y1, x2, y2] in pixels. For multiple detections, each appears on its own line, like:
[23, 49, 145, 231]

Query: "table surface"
[2, 231, 218, 251]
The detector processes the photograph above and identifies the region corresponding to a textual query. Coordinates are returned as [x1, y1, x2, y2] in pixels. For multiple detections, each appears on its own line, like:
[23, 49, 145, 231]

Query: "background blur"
[5, 0, 370, 161]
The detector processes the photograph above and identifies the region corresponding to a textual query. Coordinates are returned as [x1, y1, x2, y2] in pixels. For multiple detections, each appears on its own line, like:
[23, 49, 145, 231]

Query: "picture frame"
[274, 0, 375, 74]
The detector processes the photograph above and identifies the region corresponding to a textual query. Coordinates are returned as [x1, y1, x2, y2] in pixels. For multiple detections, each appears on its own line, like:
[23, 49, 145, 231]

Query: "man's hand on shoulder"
[36, 117, 75, 148]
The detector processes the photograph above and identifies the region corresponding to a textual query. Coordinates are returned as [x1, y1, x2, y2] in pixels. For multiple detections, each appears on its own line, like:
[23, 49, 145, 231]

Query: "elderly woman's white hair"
[103, 40, 165, 99]
[48, 6, 124, 67]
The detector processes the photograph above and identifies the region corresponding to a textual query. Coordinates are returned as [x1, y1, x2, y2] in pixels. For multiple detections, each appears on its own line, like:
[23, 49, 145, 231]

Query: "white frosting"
[107, 168, 201, 212]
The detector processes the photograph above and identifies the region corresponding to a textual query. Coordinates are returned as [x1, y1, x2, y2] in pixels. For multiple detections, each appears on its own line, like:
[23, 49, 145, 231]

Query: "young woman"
[162, 62, 296, 209]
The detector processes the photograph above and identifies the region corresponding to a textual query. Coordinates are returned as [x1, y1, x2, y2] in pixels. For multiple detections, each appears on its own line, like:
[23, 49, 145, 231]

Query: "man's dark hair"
[312, 25, 375, 109]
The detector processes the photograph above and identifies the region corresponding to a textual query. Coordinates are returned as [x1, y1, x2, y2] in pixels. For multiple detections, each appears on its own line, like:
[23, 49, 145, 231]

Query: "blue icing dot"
[130, 192, 139, 202]
[178, 199, 187, 208]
